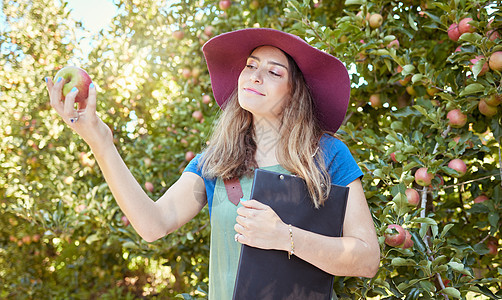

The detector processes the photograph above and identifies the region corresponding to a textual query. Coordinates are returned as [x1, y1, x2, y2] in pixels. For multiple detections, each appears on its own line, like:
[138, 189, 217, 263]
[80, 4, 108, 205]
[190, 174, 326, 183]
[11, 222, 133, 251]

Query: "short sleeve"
[320, 134, 364, 186]
[183, 153, 217, 214]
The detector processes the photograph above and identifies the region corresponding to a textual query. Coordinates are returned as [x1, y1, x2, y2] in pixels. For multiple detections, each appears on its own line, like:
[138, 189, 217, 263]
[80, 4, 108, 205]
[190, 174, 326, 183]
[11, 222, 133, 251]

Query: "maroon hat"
[202, 28, 351, 133]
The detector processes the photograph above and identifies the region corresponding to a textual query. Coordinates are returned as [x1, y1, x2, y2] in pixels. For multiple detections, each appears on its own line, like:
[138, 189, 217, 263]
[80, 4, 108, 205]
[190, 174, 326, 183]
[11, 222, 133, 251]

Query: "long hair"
[200, 50, 331, 207]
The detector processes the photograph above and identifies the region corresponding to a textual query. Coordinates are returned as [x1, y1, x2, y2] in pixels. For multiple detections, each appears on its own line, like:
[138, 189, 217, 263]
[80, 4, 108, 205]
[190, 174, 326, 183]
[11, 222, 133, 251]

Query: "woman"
[46, 28, 379, 299]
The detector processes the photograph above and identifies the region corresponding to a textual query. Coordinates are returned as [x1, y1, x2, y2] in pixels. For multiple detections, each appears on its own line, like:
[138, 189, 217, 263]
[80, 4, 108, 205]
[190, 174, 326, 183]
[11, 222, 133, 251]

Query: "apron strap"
[223, 178, 243, 206]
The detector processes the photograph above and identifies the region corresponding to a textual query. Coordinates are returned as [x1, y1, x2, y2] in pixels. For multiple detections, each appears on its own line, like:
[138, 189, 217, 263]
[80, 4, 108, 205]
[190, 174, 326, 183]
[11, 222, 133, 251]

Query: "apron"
[208, 165, 290, 300]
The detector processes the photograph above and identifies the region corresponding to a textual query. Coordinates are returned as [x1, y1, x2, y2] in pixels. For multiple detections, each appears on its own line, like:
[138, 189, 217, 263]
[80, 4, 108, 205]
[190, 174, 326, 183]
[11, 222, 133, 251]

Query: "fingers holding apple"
[53, 66, 93, 110]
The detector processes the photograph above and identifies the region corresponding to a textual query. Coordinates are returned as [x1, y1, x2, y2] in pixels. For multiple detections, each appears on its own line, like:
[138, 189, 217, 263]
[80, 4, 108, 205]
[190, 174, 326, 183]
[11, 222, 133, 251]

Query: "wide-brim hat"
[202, 28, 350, 133]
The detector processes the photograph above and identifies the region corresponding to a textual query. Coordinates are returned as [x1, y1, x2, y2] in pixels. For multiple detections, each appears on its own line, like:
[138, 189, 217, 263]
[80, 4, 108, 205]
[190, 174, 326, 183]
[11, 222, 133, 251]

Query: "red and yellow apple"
[448, 158, 467, 177]
[489, 51, 502, 71]
[447, 109, 467, 128]
[384, 224, 406, 247]
[405, 188, 420, 206]
[415, 167, 434, 186]
[53, 66, 92, 108]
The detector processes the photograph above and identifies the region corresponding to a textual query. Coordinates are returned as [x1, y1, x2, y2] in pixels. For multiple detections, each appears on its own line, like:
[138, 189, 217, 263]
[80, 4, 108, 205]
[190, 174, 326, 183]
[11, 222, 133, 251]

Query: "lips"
[243, 87, 265, 96]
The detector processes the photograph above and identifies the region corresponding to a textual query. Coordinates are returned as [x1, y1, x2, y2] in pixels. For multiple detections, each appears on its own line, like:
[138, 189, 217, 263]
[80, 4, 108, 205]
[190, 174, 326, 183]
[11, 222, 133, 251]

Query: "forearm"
[91, 140, 167, 242]
[284, 226, 380, 278]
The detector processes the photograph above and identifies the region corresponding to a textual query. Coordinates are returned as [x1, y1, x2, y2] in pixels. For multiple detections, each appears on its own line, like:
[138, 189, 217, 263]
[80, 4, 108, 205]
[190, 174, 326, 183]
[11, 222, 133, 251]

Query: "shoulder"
[319, 133, 352, 158]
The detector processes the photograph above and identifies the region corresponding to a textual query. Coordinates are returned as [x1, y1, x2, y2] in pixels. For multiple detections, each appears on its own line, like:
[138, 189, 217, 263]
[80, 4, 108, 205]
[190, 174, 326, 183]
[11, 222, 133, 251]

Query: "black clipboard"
[232, 168, 350, 300]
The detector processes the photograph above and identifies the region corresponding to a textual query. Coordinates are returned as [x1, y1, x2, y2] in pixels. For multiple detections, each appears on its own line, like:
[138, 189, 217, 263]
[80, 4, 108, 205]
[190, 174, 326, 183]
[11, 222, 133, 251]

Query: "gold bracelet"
[288, 224, 295, 259]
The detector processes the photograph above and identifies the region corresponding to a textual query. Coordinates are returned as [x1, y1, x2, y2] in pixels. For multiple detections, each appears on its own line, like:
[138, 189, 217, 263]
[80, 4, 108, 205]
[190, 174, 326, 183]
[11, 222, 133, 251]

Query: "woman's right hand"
[46, 77, 113, 153]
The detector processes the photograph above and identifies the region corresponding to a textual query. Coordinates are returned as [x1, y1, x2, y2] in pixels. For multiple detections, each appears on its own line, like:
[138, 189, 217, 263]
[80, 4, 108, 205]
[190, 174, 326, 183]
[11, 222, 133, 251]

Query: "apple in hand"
[54, 66, 92, 109]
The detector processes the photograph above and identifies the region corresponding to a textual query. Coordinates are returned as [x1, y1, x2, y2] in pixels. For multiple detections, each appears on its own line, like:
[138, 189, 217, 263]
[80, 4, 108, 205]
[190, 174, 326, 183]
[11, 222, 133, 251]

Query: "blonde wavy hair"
[200, 49, 332, 207]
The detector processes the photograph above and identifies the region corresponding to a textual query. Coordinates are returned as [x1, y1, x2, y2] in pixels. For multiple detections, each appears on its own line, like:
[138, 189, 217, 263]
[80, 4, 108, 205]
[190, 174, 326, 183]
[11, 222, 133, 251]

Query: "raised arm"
[46, 77, 207, 242]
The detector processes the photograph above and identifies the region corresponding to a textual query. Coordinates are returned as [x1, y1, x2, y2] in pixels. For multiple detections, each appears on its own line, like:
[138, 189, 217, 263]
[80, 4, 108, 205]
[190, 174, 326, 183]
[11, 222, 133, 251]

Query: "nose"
[250, 69, 263, 84]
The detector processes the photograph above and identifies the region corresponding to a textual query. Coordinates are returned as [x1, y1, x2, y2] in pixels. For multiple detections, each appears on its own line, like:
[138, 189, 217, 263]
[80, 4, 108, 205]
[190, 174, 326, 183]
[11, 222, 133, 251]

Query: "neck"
[253, 116, 282, 166]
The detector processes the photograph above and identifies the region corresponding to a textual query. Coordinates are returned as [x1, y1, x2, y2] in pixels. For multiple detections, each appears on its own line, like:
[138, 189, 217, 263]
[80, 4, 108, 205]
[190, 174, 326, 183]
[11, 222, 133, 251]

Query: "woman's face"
[237, 46, 291, 121]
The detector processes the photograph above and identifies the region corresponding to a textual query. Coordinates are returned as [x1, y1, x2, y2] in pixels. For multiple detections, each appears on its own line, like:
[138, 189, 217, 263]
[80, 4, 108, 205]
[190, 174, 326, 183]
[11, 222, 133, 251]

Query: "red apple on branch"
[53, 66, 92, 109]
[458, 17, 475, 34]
[185, 151, 196, 162]
[405, 188, 420, 206]
[384, 224, 406, 247]
[219, 0, 231, 10]
[470, 56, 489, 76]
[447, 109, 467, 128]
[145, 181, 154, 193]
[478, 99, 498, 117]
[121, 215, 130, 226]
[401, 230, 414, 249]
[448, 158, 467, 177]
[484, 94, 501, 107]
[489, 51, 502, 71]
[474, 194, 488, 203]
[447, 23, 461, 41]
[415, 167, 434, 186]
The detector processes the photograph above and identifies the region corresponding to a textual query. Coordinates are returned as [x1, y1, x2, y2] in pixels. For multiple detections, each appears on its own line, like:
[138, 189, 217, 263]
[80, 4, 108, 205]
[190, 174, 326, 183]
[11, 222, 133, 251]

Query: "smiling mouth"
[243, 88, 265, 96]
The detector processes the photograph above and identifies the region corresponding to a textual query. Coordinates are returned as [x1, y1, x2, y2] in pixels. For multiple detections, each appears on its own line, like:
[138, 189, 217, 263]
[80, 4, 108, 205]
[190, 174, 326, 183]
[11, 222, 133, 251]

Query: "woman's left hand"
[234, 200, 289, 251]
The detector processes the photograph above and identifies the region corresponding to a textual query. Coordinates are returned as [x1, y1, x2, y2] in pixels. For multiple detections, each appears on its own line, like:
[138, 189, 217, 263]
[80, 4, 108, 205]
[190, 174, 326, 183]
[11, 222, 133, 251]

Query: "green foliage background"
[1, 0, 501, 299]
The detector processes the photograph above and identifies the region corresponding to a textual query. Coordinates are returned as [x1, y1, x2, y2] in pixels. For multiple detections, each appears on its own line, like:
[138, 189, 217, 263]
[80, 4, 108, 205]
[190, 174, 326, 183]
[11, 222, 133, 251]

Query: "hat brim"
[202, 28, 350, 133]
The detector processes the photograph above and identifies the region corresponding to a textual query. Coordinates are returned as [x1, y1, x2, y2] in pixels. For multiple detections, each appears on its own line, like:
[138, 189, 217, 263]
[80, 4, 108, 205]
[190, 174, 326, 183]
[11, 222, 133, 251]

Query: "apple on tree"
[185, 151, 196, 162]
[447, 158, 467, 177]
[401, 230, 414, 249]
[447, 23, 461, 41]
[145, 181, 154, 193]
[405, 188, 420, 206]
[478, 99, 499, 117]
[489, 51, 502, 71]
[369, 13, 383, 29]
[53, 66, 93, 109]
[384, 224, 406, 247]
[473, 194, 488, 204]
[219, 0, 231, 10]
[458, 17, 475, 34]
[447, 109, 467, 128]
[470, 56, 489, 76]
[415, 167, 434, 186]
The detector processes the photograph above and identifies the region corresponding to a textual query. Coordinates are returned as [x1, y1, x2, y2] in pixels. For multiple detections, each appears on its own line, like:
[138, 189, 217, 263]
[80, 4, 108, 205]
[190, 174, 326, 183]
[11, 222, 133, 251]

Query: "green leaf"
[411, 217, 437, 226]
[391, 257, 417, 267]
[122, 241, 139, 249]
[440, 224, 455, 239]
[448, 261, 472, 276]
[85, 233, 100, 244]
[344, 0, 363, 5]
[460, 83, 485, 96]
[458, 32, 483, 44]
[442, 287, 461, 299]
[408, 13, 418, 31]
[402, 64, 415, 76]
[488, 212, 499, 228]
[411, 74, 423, 83]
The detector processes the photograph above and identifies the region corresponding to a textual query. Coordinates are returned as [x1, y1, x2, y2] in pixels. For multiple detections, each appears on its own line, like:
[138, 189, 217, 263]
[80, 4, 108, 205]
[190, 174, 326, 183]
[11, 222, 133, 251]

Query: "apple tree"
[2, 0, 501, 299]
[281, 0, 501, 298]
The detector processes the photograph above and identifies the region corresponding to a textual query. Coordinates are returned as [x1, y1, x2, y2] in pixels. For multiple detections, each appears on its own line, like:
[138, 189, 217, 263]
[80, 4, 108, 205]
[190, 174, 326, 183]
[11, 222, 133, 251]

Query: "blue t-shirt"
[183, 134, 363, 216]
